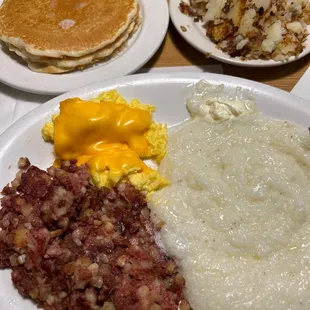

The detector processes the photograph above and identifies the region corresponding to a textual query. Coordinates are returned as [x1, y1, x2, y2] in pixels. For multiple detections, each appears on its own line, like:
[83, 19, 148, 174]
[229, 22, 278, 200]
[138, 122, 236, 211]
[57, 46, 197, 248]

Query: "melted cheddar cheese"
[42, 90, 168, 195]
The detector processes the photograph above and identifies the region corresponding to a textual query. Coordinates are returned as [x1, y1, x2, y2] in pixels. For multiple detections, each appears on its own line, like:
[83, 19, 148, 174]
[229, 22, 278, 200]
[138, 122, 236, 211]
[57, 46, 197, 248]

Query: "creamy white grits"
[150, 93, 310, 309]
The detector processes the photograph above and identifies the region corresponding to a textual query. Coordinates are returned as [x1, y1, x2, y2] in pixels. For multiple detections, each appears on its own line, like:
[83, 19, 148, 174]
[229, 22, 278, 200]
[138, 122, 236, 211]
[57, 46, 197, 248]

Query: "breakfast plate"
[169, 0, 310, 67]
[0, 0, 169, 95]
[1, 72, 310, 309]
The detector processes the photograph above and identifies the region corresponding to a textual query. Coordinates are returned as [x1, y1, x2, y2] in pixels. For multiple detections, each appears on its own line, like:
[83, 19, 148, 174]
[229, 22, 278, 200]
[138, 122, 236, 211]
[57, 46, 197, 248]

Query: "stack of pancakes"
[0, 0, 141, 73]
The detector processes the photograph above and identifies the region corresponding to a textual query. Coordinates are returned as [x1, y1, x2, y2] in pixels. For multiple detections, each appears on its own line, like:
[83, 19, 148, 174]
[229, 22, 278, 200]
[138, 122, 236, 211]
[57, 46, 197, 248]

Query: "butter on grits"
[42, 90, 168, 195]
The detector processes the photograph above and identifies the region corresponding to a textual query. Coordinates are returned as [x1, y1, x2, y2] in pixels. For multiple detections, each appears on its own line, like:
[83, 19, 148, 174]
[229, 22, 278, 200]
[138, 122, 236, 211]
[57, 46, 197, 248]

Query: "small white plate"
[0, 72, 310, 309]
[170, 0, 310, 67]
[0, 0, 169, 95]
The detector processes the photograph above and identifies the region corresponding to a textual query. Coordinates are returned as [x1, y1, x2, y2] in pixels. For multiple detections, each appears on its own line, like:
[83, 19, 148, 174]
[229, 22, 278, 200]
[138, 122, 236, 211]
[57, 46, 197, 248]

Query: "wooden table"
[144, 23, 310, 93]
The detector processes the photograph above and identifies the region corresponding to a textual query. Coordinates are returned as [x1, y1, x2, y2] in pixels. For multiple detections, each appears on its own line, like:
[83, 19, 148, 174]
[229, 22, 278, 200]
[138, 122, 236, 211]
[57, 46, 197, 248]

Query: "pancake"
[17, 19, 141, 74]
[0, 0, 138, 58]
[26, 62, 72, 74]
[7, 16, 141, 70]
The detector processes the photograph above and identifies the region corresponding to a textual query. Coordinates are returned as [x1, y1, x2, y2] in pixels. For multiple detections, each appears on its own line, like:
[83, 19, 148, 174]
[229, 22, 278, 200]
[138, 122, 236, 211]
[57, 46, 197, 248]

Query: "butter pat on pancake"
[0, 0, 138, 58]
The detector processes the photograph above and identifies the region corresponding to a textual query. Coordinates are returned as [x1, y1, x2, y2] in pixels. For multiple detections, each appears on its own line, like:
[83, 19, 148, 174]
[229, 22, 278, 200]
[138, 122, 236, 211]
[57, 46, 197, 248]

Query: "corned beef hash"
[0, 158, 191, 310]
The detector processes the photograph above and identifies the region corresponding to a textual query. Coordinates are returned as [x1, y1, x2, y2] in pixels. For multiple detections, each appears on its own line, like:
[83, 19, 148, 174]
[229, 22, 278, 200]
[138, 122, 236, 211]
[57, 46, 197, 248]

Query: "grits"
[150, 84, 310, 309]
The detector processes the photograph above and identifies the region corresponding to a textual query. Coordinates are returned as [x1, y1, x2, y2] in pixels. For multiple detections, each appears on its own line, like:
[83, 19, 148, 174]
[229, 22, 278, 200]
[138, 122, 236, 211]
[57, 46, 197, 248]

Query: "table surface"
[144, 24, 310, 93]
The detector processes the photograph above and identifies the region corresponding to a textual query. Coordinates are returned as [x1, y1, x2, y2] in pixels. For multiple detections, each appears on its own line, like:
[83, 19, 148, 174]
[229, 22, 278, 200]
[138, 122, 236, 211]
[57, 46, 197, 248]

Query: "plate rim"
[169, 0, 310, 68]
[0, 0, 169, 95]
[0, 71, 309, 150]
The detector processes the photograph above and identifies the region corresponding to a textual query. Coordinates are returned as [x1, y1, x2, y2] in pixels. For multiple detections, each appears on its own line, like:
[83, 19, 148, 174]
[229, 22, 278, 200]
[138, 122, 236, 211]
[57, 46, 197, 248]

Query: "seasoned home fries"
[180, 0, 310, 61]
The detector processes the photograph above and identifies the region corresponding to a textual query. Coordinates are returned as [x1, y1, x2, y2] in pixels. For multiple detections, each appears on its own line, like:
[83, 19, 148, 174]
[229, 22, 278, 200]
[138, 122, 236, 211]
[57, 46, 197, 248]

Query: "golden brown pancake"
[25, 40, 127, 74]
[7, 16, 141, 69]
[9, 17, 141, 74]
[26, 62, 72, 74]
[0, 0, 138, 57]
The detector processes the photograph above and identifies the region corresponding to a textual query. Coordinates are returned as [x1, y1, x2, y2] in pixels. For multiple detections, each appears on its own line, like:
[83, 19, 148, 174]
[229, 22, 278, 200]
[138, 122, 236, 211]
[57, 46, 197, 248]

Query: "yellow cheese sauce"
[54, 98, 152, 159]
[76, 144, 148, 187]
[42, 90, 168, 194]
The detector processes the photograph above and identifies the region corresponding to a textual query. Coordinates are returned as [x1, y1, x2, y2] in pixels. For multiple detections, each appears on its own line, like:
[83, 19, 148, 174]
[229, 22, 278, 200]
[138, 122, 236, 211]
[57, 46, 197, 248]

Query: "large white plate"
[0, 0, 169, 95]
[0, 72, 310, 309]
[170, 0, 310, 67]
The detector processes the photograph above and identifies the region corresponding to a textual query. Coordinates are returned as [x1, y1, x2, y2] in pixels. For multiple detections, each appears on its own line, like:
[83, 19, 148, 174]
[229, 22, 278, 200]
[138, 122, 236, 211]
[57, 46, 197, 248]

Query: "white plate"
[170, 0, 310, 67]
[0, 0, 169, 95]
[0, 72, 310, 309]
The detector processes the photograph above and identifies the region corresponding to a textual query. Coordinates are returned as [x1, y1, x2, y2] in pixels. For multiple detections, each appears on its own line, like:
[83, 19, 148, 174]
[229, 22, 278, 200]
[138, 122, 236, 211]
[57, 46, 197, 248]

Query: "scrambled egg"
[42, 90, 168, 195]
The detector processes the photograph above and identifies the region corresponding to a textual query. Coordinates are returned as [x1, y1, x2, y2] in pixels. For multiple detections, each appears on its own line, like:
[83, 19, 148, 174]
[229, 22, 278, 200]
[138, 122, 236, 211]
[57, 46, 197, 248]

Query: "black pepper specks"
[258, 6, 264, 15]
[222, 3, 231, 13]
